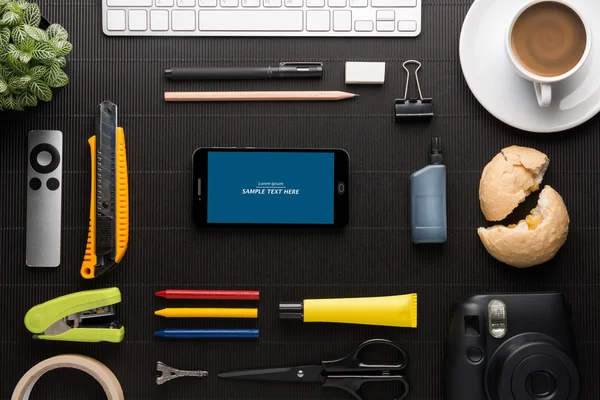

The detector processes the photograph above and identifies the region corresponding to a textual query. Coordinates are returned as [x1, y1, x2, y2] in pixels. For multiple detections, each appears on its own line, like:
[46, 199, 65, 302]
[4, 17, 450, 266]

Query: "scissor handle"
[323, 339, 408, 372]
[322, 375, 410, 400]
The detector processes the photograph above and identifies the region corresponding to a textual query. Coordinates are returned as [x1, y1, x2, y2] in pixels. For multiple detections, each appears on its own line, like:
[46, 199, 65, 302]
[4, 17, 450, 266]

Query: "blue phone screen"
[207, 151, 335, 224]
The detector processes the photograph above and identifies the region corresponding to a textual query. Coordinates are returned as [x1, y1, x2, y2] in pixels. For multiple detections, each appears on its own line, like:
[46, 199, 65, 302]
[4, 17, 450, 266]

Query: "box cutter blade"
[24, 288, 125, 343]
[81, 101, 129, 279]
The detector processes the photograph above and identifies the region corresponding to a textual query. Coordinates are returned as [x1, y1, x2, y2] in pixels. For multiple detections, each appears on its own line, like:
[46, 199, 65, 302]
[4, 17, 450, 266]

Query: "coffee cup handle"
[534, 82, 552, 107]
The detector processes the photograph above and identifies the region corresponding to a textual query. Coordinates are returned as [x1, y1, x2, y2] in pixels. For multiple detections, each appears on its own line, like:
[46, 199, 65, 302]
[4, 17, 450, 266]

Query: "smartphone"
[192, 148, 349, 227]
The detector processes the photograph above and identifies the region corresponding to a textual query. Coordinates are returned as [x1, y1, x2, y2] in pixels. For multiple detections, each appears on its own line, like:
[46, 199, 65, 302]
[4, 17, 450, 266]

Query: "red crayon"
[156, 290, 260, 301]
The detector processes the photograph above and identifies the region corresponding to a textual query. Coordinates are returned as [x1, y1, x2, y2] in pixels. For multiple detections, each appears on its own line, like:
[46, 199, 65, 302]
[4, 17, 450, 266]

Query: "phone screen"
[193, 148, 349, 227]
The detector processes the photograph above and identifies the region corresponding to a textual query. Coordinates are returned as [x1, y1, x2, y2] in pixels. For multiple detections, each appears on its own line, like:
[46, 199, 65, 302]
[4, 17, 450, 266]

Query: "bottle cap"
[430, 137, 443, 165]
[279, 302, 303, 319]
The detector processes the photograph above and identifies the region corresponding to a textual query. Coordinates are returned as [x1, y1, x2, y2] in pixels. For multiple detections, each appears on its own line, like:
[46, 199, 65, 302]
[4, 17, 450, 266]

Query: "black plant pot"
[40, 16, 50, 29]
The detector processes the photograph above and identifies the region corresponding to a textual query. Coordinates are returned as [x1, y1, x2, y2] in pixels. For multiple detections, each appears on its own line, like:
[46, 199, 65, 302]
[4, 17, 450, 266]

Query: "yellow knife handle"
[114, 127, 129, 264]
[81, 128, 129, 279]
[81, 135, 98, 279]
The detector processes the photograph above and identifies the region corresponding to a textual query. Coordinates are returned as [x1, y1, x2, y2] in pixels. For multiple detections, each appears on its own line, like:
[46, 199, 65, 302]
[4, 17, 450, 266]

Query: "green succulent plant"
[0, 0, 72, 111]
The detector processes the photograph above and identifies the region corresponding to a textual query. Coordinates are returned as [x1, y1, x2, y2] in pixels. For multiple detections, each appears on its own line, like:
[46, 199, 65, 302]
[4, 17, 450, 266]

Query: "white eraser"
[345, 62, 386, 85]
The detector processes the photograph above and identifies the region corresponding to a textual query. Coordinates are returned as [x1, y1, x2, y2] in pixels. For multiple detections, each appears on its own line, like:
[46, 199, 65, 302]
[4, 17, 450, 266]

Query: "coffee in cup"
[506, 0, 591, 107]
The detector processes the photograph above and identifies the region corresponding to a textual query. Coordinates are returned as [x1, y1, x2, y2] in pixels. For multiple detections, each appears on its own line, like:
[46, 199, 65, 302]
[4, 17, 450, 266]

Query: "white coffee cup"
[506, 0, 592, 108]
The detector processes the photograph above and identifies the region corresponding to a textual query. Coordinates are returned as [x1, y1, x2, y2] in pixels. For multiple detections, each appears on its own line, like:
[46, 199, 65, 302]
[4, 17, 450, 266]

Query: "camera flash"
[488, 300, 507, 338]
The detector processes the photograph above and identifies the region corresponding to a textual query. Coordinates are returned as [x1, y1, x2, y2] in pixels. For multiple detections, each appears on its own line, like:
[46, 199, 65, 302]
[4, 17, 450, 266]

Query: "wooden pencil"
[164, 91, 359, 102]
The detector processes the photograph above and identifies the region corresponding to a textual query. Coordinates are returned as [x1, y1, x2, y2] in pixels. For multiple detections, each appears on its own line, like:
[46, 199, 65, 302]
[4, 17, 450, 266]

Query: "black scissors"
[218, 339, 410, 400]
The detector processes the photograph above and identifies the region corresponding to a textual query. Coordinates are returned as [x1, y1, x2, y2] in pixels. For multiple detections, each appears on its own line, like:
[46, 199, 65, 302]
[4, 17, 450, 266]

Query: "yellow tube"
[154, 308, 258, 319]
[303, 294, 417, 328]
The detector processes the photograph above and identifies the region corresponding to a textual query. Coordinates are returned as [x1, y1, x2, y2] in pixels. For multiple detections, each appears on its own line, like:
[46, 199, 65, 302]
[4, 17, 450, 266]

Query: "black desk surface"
[1, 0, 600, 399]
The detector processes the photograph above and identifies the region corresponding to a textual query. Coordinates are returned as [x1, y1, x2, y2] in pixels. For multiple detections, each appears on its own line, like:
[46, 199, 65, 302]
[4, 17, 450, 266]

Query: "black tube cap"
[279, 302, 303, 319]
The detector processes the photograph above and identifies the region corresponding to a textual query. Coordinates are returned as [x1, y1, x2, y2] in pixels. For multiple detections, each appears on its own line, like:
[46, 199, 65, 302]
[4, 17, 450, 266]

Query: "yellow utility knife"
[24, 288, 125, 343]
[81, 101, 129, 279]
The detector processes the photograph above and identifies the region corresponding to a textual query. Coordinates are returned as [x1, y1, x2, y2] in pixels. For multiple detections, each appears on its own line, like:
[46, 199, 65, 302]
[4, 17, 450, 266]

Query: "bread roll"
[477, 186, 569, 268]
[479, 146, 549, 221]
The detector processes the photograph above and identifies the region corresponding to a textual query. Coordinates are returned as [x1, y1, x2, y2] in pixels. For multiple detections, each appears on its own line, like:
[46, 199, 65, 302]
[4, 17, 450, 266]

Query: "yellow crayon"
[154, 308, 258, 319]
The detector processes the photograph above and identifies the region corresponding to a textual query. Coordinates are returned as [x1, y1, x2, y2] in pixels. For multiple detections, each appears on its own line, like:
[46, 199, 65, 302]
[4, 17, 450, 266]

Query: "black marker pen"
[165, 62, 323, 80]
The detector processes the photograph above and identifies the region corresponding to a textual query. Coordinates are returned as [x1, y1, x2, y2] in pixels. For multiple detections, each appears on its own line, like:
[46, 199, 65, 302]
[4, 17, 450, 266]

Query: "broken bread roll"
[477, 186, 569, 268]
[479, 146, 549, 221]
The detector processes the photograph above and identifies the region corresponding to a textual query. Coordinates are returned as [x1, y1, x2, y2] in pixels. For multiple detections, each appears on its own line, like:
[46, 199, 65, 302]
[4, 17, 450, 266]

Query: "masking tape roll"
[12, 354, 124, 400]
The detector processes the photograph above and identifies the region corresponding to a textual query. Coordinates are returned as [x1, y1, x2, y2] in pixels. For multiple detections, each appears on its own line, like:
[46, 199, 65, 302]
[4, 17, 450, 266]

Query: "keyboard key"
[372, 0, 415, 6]
[150, 10, 169, 30]
[284, 0, 303, 7]
[306, 10, 329, 31]
[199, 0, 218, 6]
[129, 10, 147, 30]
[349, 0, 367, 7]
[198, 10, 303, 31]
[376, 10, 394, 20]
[354, 20, 373, 31]
[172, 10, 195, 30]
[376, 20, 393, 31]
[397, 20, 416, 31]
[107, 0, 152, 6]
[333, 10, 351, 31]
[264, 0, 282, 7]
[106, 10, 126, 30]
[176, 0, 195, 6]
[242, 0, 260, 6]
[328, 0, 346, 7]
[307, 0, 325, 6]
[221, 0, 238, 6]
[156, 0, 174, 6]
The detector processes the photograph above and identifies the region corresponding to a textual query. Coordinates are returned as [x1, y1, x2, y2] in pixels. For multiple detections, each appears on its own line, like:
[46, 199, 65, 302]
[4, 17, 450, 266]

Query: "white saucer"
[460, 0, 600, 133]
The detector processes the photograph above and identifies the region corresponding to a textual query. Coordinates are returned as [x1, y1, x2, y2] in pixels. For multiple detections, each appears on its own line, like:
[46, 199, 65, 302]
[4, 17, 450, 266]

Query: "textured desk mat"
[1, 0, 600, 399]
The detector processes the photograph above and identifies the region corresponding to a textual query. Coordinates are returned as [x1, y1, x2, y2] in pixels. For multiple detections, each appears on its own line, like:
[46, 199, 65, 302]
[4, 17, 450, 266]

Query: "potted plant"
[0, 0, 72, 111]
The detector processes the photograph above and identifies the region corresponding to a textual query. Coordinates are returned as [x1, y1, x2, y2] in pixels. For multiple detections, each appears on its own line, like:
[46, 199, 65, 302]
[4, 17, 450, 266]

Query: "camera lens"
[526, 371, 557, 398]
[486, 334, 580, 400]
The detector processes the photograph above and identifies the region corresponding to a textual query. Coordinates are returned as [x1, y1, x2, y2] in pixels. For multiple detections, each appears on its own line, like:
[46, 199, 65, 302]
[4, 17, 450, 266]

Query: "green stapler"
[24, 287, 125, 343]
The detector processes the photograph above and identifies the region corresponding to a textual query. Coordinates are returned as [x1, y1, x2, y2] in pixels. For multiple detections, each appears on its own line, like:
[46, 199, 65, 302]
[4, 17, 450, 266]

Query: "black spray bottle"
[410, 138, 447, 243]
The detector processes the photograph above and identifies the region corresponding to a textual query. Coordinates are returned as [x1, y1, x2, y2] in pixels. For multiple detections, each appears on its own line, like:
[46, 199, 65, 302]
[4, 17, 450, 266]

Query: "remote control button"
[29, 178, 42, 191]
[30, 144, 60, 174]
[467, 347, 483, 363]
[46, 178, 60, 191]
[37, 151, 52, 166]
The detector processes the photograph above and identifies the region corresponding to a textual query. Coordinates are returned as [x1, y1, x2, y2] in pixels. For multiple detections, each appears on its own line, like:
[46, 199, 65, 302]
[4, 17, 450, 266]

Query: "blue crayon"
[154, 329, 259, 339]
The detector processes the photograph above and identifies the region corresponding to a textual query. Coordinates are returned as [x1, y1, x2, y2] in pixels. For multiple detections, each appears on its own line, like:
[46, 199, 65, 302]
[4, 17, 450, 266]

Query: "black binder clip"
[394, 60, 433, 122]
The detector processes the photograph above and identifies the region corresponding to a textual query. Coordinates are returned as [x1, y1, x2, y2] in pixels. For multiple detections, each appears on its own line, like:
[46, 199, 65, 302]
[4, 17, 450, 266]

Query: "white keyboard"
[102, 0, 421, 37]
